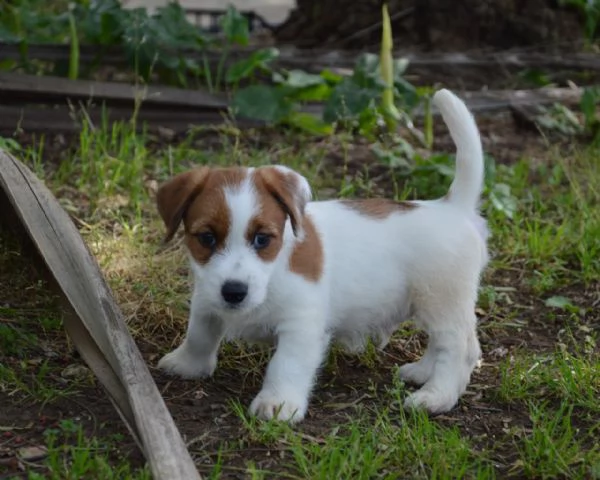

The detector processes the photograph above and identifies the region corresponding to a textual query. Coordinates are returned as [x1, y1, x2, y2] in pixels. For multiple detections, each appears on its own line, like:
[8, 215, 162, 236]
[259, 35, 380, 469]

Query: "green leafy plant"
[232, 50, 420, 138]
[225, 47, 279, 87]
[580, 85, 600, 141]
[533, 90, 600, 145]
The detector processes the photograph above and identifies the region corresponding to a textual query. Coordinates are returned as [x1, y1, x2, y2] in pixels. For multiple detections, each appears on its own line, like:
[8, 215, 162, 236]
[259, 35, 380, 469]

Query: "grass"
[0, 112, 599, 479]
[27, 420, 151, 480]
[498, 345, 599, 411]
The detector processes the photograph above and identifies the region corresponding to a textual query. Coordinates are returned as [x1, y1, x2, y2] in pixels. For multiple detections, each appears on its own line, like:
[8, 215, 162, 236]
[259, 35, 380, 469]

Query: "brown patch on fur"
[156, 166, 210, 242]
[156, 167, 246, 264]
[289, 215, 323, 282]
[340, 198, 417, 219]
[184, 168, 246, 265]
[254, 167, 305, 236]
[245, 188, 287, 263]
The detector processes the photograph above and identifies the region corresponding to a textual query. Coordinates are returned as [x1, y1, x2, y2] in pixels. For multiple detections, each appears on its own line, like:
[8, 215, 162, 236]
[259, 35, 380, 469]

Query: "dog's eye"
[197, 232, 216, 249]
[252, 232, 271, 250]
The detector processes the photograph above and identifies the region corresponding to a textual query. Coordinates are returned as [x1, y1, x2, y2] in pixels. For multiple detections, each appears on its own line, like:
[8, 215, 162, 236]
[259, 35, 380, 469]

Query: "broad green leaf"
[393, 58, 410, 77]
[323, 78, 379, 123]
[152, 2, 207, 49]
[283, 70, 325, 88]
[220, 5, 249, 46]
[0, 26, 20, 43]
[285, 112, 333, 135]
[272, 70, 331, 101]
[74, 0, 123, 45]
[580, 86, 600, 129]
[489, 183, 517, 219]
[353, 53, 381, 88]
[545, 296, 574, 309]
[394, 77, 419, 110]
[320, 69, 344, 85]
[291, 84, 332, 102]
[232, 85, 292, 123]
[225, 47, 279, 83]
[371, 141, 413, 169]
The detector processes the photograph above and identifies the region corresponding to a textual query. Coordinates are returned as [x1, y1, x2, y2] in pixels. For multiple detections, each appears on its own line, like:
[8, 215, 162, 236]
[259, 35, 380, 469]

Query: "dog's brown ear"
[255, 166, 312, 237]
[156, 167, 210, 242]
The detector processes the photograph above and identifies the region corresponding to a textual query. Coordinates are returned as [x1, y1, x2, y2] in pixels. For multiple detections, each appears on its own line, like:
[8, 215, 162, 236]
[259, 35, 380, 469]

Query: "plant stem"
[380, 1, 399, 131]
[68, 10, 79, 81]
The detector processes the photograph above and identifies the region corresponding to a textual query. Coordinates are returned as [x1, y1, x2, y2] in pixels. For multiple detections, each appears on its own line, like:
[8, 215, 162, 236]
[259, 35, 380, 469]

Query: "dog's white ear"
[156, 167, 210, 242]
[255, 166, 312, 237]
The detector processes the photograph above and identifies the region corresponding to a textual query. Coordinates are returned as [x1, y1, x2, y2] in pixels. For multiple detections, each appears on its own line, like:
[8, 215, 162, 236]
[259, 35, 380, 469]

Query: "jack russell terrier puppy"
[155, 88, 489, 423]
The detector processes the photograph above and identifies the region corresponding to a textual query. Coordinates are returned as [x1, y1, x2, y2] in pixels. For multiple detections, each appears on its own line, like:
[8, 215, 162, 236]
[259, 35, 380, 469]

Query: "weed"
[512, 401, 600, 479]
[231, 399, 295, 445]
[31, 421, 151, 479]
[0, 360, 81, 405]
[288, 409, 494, 479]
[0, 322, 37, 356]
[498, 348, 600, 412]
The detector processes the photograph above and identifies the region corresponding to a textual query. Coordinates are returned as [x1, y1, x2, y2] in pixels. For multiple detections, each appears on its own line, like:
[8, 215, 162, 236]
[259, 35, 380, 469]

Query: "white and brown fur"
[155, 89, 489, 423]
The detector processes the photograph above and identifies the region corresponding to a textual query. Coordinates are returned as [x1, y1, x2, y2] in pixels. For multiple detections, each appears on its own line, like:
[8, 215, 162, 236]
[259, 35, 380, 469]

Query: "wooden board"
[0, 70, 584, 136]
[0, 104, 260, 134]
[0, 71, 228, 110]
[0, 150, 201, 480]
[4, 43, 600, 73]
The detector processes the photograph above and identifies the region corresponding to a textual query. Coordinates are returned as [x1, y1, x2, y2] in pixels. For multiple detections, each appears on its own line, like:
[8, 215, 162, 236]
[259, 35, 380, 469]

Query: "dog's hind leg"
[402, 301, 481, 414]
[398, 340, 438, 386]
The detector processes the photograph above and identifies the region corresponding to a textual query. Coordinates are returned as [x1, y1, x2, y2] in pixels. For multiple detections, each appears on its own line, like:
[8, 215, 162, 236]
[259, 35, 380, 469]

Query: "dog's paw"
[398, 360, 434, 386]
[157, 345, 216, 379]
[249, 390, 307, 423]
[403, 387, 458, 414]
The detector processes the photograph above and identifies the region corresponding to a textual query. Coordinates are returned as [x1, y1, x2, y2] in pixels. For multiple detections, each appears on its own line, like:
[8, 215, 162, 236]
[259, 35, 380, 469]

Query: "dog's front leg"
[249, 321, 329, 423]
[157, 305, 224, 379]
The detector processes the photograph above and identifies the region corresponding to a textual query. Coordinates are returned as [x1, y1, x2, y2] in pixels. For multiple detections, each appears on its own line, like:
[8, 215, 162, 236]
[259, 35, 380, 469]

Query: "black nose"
[221, 280, 248, 305]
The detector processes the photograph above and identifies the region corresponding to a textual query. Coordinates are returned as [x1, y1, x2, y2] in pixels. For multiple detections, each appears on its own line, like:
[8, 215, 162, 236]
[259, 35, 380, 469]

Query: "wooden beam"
[0, 150, 202, 480]
[4, 43, 600, 73]
[0, 104, 260, 134]
[0, 72, 229, 111]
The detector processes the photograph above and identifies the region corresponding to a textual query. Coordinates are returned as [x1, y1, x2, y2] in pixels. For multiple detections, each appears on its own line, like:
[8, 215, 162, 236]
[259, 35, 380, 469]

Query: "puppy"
[155, 89, 489, 423]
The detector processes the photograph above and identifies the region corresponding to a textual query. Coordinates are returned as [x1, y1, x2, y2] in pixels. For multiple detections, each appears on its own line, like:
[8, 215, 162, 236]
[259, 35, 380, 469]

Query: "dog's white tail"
[433, 88, 484, 211]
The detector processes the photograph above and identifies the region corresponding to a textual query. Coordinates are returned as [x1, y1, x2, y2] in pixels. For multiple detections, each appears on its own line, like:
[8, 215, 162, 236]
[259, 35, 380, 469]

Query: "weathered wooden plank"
[0, 104, 261, 134]
[0, 150, 202, 480]
[0, 77, 584, 137]
[3, 42, 600, 72]
[0, 44, 128, 64]
[0, 71, 229, 111]
[445, 86, 584, 114]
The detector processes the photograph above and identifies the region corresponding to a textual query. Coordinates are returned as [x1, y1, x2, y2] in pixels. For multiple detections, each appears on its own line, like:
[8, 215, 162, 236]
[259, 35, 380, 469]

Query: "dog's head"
[156, 165, 312, 315]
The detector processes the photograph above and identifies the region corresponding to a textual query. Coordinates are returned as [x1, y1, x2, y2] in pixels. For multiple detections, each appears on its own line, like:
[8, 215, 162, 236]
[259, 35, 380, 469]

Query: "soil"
[275, 0, 587, 51]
